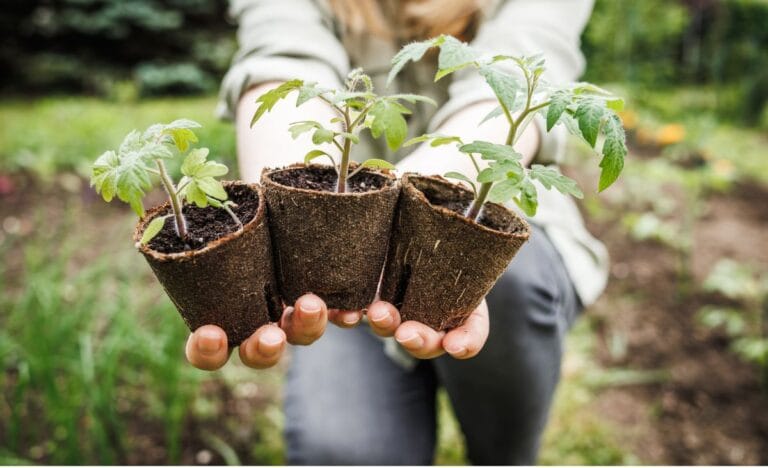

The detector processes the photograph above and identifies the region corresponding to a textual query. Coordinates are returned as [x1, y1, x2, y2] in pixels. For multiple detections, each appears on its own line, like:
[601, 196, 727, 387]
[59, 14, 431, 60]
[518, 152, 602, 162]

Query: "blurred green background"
[1, 0, 767, 464]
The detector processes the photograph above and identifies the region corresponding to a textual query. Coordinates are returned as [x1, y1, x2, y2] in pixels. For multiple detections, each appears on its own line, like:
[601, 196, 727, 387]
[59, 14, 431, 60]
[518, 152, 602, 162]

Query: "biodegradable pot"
[261, 163, 400, 310]
[380, 174, 531, 330]
[134, 181, 281, 347]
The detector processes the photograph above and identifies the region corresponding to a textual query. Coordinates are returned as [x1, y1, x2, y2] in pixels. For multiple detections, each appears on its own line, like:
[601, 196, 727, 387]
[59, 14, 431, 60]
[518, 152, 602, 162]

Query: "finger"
[394, 321, 446, 359]
[185, 325, 230, 371]
[283, 294, 328, 345]
[442, 300, 490, 359]
[328, 309, 363, 328]
[367, 301, 401, 337]
[238, 324, 287, 369]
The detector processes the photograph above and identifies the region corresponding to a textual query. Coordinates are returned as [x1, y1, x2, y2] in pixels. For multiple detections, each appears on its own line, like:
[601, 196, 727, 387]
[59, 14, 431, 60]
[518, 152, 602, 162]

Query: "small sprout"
[390, 35, 628, 219]
[251, 68, 435, 193]
[90, 120, 239, 245]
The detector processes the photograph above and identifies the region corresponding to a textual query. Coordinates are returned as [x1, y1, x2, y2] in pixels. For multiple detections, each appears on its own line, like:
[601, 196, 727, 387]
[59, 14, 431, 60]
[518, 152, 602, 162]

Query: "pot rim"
[133, 180, 266, 262]
[402, 172, 531, 241]
[261, 163, 399, 198]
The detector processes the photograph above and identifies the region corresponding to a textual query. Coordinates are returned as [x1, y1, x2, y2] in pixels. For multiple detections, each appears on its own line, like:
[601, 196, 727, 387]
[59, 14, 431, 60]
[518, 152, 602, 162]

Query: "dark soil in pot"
[261, 163, 400, 310]
[380, 173, 530, 331]
[135, 181, 281, 347]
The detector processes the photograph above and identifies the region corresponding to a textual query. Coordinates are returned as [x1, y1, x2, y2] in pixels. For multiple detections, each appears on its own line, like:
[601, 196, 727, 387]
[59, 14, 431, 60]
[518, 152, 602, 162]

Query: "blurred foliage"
[0, 97, 236, 179]
[583, 0, 768, 124]
[0, 0, 235, 96]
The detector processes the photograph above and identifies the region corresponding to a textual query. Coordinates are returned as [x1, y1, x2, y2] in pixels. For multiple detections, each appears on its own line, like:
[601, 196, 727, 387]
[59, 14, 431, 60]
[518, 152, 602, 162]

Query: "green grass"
[0, 96, 237, 180]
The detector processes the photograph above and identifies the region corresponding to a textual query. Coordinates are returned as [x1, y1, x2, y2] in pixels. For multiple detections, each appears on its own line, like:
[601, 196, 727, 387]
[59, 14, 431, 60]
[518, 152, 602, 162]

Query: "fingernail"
[301, 296, 323, 314]
[445, 343, 466, 356]
[260, 329, 283, 347]
[396, 332, 424, 348]
[197, 330, 222, 355]
[342, 313, 360, 325]
[369, 307, 392, 327]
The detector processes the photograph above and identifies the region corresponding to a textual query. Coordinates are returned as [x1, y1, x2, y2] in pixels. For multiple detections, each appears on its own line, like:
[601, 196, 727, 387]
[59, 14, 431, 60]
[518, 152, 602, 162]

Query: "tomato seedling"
[90, 119, 240, 244]
[391, 35, 628, 219]
[250, 68, 436, 193]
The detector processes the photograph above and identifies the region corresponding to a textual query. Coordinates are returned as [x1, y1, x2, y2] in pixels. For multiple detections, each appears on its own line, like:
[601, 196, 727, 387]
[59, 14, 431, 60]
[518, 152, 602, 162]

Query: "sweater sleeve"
[216, 0, 350, 120]
[429, 0, 595, 164]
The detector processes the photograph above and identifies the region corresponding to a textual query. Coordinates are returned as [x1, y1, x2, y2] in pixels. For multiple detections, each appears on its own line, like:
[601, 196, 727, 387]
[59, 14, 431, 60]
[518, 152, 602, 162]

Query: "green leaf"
[181, 148, 209, 176]
[195, 161, 228, 178]
[598, 114, 627, 191]
[529, 164, 583, 198]
[459, 141, 522, 162]
[478, 66, 521, 112]
[487, 179, 521, 204]
[288, 121, 321, 139]
[337, 132, 360, 144]
[436, 36, 478, 81]
[251, 79, 304, 126]
[575, 99, 605, 148]
[183, 180, 209, 207]
[477, 160, 524, 183]
[388, 36, 445, 86]
[358, 158, 396, 171]
[304, 149, 336, 166]
[296, 82, 328, 106]
[196, 177, 228, 200]
[514, 178, 538, 217]
[369, 99, 409, 150]
[444, 171, 476, 196]
[91, 150, 119, 202]
[606, 98, 625, 112]
[312, 127, 335, 145]
[546, 89, 572, 131]
[140, 215, 168, 245]
[479, 106, 505, 125]
[389, 94, 438, 106]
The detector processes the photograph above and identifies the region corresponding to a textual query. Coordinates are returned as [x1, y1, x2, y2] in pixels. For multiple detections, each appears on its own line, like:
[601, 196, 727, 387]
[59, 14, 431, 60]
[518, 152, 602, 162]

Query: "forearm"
[236, 83, 338, 183]
[396, 100, 540, 176]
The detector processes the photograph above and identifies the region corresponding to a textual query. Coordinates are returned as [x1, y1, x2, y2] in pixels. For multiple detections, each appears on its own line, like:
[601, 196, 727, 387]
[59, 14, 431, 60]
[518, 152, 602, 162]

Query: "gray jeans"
[284, 226, 581, 465]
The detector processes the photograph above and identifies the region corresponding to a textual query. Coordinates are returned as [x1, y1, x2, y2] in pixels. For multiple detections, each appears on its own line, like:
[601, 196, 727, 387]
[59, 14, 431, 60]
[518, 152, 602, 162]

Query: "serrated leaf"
[444, 171, 477, 195]
[181, 148, 209, 176]
[529, 164, 583, 198]
[387, 36, 445, 86]
[140, 215, 168, 245]
[288, 120, 321, 139]
[369, 100, 408, 150]
[251, 79, 304, 126]
[479, 106, 505, 125]
[311, 127, 335, 145]
[478, 160, 524, 183]
[514, 178, 538, 216]
[389, 94, 437, 106]
[546, 89, 572, 131]
[487, 179, 521, 204]
[169, 128, 198, 152]
[436, 36, 478, 81]
[478, 66, 521, 112]
[296, 82, 328, 106]
[304, 149, 336, 166]
[459, 141, 521, 162]
[91, 150, 119, 202]
[598, 114, 627, 191]
[575, 99, 605, 148]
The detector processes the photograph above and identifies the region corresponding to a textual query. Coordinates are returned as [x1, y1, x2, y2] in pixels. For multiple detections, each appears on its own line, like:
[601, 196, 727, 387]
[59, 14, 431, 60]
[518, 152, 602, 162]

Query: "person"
[185, 0, 608, 464]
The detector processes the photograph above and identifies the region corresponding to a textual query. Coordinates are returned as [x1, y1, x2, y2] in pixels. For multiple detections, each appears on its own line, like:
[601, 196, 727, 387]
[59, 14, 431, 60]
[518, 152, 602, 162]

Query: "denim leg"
[284, 324, 438, 465]
[434, 226, 580, 465]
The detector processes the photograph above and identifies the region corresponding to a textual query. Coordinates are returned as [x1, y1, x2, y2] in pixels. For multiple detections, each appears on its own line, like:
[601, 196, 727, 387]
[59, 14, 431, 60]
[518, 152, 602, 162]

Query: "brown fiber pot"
[134, 181, 281, 347]
[261, 164, 400, 310]
[380, 174, 531, 330]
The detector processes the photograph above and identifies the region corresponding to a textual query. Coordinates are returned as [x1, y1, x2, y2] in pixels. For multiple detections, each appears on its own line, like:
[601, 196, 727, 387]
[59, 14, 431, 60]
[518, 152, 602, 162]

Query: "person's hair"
[327, 0, 487, 41]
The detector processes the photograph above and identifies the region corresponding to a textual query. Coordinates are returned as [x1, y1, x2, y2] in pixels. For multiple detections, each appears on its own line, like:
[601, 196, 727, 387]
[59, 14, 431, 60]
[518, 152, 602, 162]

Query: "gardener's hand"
[366, 300, 490, 360]
[185, 293, 328, 370]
